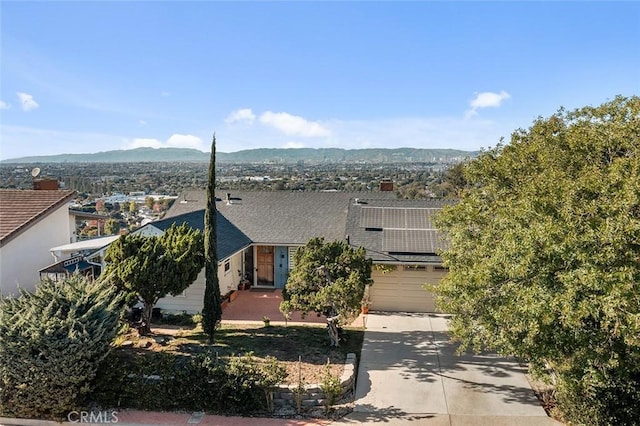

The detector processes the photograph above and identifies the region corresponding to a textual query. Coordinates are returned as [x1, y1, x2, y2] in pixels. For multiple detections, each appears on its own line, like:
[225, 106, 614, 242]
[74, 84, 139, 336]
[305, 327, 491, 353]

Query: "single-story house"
[108, 190, 449, 314]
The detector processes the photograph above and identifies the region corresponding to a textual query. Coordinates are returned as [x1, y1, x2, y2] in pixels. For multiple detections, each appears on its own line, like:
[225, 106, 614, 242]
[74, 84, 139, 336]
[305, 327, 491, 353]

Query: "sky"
[1, 1, 638, 161]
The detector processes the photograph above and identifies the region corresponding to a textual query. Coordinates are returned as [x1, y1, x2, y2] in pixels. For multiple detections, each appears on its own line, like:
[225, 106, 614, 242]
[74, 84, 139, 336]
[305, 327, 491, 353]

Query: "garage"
[369, 265, 446, 313]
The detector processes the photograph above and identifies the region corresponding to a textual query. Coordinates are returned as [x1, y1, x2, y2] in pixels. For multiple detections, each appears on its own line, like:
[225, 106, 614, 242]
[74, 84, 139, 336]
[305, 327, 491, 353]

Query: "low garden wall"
[274, 353, 357, 410]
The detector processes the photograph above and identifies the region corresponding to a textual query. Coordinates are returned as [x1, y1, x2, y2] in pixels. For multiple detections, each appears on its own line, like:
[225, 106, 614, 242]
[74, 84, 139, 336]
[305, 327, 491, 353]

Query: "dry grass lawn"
[115, 323, 364, 385]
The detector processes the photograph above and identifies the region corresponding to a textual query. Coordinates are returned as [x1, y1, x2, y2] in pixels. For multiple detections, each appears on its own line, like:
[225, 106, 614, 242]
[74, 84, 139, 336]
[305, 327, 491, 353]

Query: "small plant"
[320, 360, 342, 414]
[259, 356, 287, 412]
[360, 285, 371, 314]
[262, 316, 271, 327]
[191, 313, 203, 326]
[293, 355, 306, 414]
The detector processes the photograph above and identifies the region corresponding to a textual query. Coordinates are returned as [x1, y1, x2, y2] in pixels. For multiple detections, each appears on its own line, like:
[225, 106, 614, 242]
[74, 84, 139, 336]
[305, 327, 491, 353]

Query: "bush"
[320, 361, 342, 413]
[154, 312, 198, 327]
[553, 369, 640, 425]
[91, 350, 287, 415]
[0, 275, 122, 420]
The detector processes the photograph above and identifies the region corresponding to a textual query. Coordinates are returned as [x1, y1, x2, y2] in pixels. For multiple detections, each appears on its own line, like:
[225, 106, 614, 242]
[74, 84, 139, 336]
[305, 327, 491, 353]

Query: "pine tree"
[104, 223, 204, 334]
[0, 275, 122, 419]
[203, 134, 222, 343]
[280, 237, 372, 346]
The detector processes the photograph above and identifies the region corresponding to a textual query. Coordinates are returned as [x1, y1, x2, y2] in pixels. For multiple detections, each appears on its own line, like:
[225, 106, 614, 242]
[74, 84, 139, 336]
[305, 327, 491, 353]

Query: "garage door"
[369, 266, 445, 312]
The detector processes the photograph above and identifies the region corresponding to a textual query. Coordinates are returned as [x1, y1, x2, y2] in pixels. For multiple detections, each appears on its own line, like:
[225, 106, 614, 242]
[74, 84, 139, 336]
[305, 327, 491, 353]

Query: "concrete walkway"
[335, 313, 561, 425]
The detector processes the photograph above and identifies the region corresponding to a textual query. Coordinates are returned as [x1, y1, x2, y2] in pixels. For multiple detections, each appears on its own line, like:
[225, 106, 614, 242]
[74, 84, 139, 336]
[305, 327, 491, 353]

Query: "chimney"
[379, 180, 394, 192]
[33, 178, 59, 190]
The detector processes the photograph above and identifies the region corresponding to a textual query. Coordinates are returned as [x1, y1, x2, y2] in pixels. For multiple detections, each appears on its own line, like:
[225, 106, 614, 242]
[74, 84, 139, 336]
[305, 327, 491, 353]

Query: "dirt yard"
[115, 322, 364, 385]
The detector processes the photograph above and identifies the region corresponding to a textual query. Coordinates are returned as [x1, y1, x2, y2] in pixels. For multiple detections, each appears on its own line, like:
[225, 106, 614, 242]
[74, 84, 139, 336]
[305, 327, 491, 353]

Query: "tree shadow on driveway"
[355, 313, 544, 413]
[344, 404, 442, 423]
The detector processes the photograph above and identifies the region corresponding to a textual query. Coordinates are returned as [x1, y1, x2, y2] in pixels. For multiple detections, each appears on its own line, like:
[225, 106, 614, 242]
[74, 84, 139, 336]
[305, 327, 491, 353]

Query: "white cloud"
[129, 138, 163, 149]
[16, 92, 39, 111]
[283, 141, 305, 149]
[225, 108, 256, 124]
[138, 120, 148, 126]
[166, 134, 204, 149]
[466, 91, 511, 118]
[259, 111, 331, 137]
[0, 100, 10, 110]
[161, 91, 170, 97]
[127, 134, 205, 150]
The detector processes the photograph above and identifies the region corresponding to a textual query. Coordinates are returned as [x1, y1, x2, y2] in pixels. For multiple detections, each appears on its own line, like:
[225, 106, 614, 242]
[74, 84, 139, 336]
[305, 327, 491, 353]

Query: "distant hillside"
[2, 147, 478, 164]
[1, 147, 208, 164]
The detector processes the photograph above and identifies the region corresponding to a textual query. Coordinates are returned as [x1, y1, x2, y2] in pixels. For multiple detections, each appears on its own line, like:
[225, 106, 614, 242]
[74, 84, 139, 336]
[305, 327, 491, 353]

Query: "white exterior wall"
[69, 215, 77, 243]
[155, 251, 244, 314]
[0, 205, 71, 297]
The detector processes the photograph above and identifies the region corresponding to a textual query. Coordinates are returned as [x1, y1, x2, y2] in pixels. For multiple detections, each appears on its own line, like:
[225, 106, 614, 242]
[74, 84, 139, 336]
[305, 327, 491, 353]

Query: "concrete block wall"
[274, 353, 357, 409]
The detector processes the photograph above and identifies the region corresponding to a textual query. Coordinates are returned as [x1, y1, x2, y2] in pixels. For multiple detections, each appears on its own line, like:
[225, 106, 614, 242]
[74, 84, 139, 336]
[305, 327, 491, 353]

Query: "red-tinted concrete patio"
[221, 288, 326, 324]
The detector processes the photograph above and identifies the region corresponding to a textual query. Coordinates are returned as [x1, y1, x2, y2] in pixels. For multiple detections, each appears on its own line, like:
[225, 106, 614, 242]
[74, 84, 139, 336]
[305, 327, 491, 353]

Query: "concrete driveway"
[337, 313, 561, 425]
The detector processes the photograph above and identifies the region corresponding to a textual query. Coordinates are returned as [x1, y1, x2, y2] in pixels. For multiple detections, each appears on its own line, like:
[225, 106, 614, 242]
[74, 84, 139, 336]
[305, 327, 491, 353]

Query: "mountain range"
[1, 147, 478, 164]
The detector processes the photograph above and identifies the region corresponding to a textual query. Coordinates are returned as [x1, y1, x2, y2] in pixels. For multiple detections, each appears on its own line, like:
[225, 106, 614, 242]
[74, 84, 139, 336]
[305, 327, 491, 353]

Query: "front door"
[256, 245, 274, 286]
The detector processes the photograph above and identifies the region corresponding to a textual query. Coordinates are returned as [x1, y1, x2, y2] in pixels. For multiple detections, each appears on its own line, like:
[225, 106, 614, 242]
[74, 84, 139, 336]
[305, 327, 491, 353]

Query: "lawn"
[115, 322, 364, 385]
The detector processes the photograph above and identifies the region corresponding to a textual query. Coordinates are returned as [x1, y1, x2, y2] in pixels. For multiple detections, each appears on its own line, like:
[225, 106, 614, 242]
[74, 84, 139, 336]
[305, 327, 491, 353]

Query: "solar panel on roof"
[360, 207, 383, 228]
[383, 229, 447, 253]
[383, 208, 406, 228]
[405, 208, 431, 229]
[360, 206, 443, 234]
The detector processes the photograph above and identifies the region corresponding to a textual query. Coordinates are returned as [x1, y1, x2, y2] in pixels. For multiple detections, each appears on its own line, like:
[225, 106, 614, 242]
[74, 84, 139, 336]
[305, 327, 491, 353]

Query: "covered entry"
[369, 265, 446, 313]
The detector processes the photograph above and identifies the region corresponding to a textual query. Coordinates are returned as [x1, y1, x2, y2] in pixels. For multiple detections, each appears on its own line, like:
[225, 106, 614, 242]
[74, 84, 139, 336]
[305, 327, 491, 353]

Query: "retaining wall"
[274, 353, 357, 409]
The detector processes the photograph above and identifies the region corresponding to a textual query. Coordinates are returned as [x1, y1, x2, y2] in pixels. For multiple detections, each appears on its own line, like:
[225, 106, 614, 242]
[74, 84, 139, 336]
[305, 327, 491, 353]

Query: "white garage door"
[369, 265, 446, 313]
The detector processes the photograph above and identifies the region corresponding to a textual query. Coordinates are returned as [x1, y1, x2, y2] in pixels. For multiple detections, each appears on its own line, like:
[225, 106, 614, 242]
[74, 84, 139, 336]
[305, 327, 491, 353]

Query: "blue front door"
[274, 246, 289, 289]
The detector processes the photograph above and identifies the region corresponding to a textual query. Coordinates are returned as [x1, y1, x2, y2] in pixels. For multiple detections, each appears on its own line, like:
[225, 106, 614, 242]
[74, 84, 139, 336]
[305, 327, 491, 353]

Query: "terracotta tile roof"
[0, 189, 76, 245]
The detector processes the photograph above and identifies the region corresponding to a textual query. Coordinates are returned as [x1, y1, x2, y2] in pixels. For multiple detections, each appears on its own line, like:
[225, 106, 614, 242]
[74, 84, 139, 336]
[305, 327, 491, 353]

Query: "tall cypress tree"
[203, 134, 222, 343]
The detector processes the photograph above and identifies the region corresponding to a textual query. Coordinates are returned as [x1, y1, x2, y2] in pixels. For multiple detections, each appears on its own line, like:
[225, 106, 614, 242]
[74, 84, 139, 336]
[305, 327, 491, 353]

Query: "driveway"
[337, 313, 561, 425]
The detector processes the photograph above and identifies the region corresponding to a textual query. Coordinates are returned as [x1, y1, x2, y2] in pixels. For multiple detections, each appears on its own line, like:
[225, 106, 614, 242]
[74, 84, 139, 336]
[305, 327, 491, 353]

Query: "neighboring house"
[39, 235, 121, 283]
[147, 190, 449, 314]
[68, 210, 111, 241]
[0, 189, 76, 296]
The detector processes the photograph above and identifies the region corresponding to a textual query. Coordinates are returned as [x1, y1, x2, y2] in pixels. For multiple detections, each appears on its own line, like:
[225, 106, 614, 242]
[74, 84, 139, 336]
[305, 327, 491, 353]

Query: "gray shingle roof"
[150, 209, 252, 260]
[166, 191, 396, 245]
[165, 190, 452, 264]
[345, 198, 453, 264]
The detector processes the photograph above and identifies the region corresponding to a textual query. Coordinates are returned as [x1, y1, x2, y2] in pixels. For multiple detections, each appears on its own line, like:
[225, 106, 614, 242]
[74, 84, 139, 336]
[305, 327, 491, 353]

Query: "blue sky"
[1, 1, 638, 161]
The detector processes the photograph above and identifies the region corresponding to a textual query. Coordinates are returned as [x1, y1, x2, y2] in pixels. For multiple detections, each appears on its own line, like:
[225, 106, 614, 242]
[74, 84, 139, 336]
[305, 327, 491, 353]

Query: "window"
[404, 265, 427, 271]
[434, 266, 449, 272]
[224, 259, 231, 274]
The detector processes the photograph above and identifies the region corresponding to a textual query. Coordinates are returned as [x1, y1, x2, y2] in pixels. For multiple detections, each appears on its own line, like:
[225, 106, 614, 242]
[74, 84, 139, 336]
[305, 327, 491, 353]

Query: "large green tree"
[435, 95, 640, 424]
[0, 275, 122, 419]
[104, 223, 204, 334]
[280, 237, 372, 346]
[203, 135, 222, 343]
